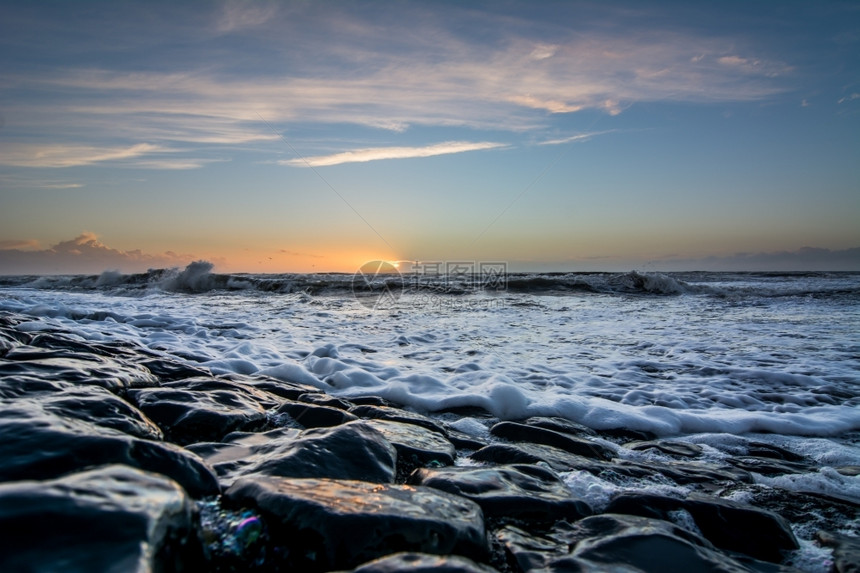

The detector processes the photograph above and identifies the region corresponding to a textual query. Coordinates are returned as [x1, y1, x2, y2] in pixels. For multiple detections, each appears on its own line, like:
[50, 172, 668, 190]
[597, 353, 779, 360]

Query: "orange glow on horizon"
[207, 246, 402, 274]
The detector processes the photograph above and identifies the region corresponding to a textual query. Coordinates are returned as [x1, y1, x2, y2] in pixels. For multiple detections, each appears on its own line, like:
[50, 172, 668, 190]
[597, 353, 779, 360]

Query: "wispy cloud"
[0, 239, 40, 251]
[0, 143, 166, 168]
[282, 141, 507, 167]
[539, 130, 616, 146]
[0, 2, 796, 170]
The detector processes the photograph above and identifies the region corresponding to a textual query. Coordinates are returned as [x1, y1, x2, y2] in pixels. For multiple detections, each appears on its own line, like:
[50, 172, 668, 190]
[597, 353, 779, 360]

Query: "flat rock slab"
[187, 421, 397, 487]
[350, 405, 449, 437]
[0, 405, 219, 497]
[490, 421, 614, 460]
[4, 384, 163, 441]
[410, 464, 592, 522]
[606, 491, 799, 562]
[129, 378, 282, 444]
[0, 353, 158, 392]
[0, 464, 201, 573]
[498, 514, 792, 573]
[276, 400, 359, 428]
[345, 552, 500, 573]
[225, 475, 488, 571]
[364, 419, 456, 466]
[625, 440, 704, 458]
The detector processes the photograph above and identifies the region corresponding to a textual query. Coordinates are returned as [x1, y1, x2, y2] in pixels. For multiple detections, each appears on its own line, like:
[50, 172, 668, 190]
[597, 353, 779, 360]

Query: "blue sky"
[1, 0, 858, 273]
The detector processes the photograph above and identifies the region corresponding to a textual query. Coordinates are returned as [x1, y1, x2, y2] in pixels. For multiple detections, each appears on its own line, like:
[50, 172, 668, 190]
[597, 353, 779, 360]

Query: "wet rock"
[625, 439, 704, 458]
[14, 385, 163, 440]
[349, 395, 399, 407]
[0, 406, 219, 497]
[129, 378, 281, 444]
[276, 400, 359, 428]
[746, 441, 808, 462]
[187, 421, 397, 487]
[246, 378, 324, 400]
[350, 404, 448, 437]
[605, 492, 799, 562]
[816, 531, 860, 573]
[489, 421, 613, 460]
[364, 419, 456, 467]
[444, 427, 488, 451]
[138, 357, 212, 381]
[497, 514, 787, 573]
[0, 353, 158, 392]
[471, 443, 611, 475]
[726, 456, 815, 476]
[298, 391, 354, 410]
[224, 475, 488, 571]
[346, 552, 499, 573]
[0, 464, 202, 573]
[520, 416, 597, 437]
[614, 458, 754, 486]
[836, 465, 860, 477]
[410, 464, 592, 522]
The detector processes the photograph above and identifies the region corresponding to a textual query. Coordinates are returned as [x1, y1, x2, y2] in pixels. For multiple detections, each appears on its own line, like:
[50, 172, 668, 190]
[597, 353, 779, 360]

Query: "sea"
[1, 263, 858, 569]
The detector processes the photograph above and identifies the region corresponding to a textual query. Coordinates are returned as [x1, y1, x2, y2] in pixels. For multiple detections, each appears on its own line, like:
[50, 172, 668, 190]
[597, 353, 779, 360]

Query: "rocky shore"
[0, 310, 857, 572]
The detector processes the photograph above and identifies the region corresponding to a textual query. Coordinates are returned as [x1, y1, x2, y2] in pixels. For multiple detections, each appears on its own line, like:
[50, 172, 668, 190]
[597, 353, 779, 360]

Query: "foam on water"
[1, 270, 857, 445]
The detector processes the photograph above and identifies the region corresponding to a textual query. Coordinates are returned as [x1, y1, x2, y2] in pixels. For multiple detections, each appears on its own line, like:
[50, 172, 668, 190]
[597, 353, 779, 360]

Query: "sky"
[1, 0, 859, 274]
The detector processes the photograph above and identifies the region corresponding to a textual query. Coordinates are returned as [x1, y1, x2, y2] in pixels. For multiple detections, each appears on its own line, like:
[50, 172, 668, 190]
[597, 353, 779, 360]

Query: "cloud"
[0, 239, 40, 251]
[0, 2, 796, 169]
[0, 232, 197, 274]
[539, 130, 616, 146]
[838, 93, 860, 104]
[281, 141, 508, 167]
[0, 143, 166, 168]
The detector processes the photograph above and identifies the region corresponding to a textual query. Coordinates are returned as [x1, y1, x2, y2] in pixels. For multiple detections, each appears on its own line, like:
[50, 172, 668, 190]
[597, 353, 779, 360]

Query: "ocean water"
[1, 266, 859, 568]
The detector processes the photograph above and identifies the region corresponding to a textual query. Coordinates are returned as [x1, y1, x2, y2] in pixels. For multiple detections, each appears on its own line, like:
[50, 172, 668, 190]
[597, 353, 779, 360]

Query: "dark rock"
[364, 419, 456, 467]
[349, 395, 401, 407]
[520, 416, 597, 438]
[346, 552, 499, 573]
[605, 492, 799, 562]
[246, 377, 324, 400]
[747, 441, 807, 463]
[489, 421, 613, 460]
[836, 465, 860, 477]
[224, 475, 488, 571]
[497, 514, 788, 573]
[614, 458, 754, 486]
[298, 391, 354, 410]
[625, 440, 704, 458]
[0, 354, 158, 392]
[138, 357, 211, 381]
[350, 404, 448, 437]
[410, 464, 592, 522]
[187, 421, 397, 487]
[0, 464, 202, 573]
[444, 427, 488, 451]
[726, 456, 815, 476]
[277, 400, 359, 428]
[0, 406, 219, 497]
[596, 426, 658, 442]
[17, 386, 163, 441]
[471, 443, 611, 475]
[129, 378, 281, 444]
[816, 531, 860, 573]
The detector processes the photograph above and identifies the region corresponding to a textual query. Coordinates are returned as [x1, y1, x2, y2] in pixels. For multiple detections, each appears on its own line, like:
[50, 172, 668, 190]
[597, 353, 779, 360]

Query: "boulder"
[0, 465, 202, 573]
[605, 492, 799, 562]
[225, 475, 488, 571]
[0, 405, 219, 497]
[187, 421, 397, 487]
[410, 464, 591, 522]
[129, 378, 282, 444]
[489, 421, 613, 460]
